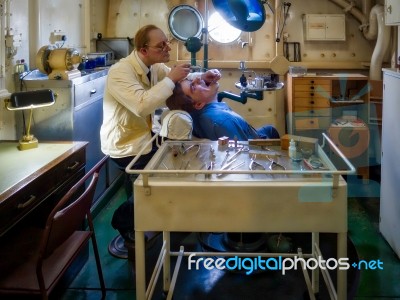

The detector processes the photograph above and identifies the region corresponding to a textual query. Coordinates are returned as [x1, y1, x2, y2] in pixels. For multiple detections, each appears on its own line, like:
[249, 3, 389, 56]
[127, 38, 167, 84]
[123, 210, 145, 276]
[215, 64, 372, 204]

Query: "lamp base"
[18, 136, 38, 151]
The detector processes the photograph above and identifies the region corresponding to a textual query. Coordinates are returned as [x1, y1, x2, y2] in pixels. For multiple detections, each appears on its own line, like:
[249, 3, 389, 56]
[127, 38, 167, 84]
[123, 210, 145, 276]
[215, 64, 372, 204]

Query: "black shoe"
[121, 231, 135, 244]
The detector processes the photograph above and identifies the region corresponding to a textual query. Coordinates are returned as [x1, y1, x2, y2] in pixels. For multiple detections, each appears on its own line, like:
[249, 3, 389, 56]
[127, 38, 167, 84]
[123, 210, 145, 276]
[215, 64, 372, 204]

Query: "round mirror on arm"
[211, 0, 266, 32]
[168, 5, 204, 42]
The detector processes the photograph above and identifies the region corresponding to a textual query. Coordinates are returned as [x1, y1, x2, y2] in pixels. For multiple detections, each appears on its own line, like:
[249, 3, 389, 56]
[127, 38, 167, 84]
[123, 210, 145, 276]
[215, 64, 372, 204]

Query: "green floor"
[58, 175, 400, 300]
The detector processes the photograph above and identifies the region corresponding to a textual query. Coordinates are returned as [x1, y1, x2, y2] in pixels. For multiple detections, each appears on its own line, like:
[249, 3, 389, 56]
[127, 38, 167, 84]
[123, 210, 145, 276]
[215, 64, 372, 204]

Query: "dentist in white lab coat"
[100, 24, 220, 246]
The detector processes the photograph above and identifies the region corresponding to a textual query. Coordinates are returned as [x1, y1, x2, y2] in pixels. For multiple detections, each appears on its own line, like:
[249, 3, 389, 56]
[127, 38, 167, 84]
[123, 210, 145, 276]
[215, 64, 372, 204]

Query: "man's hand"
[201, 69, 221, 85]
[168, 63, 191, 83]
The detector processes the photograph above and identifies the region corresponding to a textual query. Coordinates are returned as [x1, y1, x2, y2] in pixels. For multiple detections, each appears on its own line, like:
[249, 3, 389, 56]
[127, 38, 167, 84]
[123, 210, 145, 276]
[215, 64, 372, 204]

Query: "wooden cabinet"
[286, 74, 370, 178]
[287, 77, 332, 134]
[0, 142, 87, 237]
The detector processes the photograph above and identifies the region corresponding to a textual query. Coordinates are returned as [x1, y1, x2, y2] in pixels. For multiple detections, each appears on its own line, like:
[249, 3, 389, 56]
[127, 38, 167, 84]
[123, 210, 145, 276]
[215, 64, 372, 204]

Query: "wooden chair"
[0, 155, 109, 299]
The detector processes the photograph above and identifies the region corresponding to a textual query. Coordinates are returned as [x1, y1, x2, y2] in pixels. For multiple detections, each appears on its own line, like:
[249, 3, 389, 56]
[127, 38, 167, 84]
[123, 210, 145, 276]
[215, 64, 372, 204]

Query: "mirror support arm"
[217, 90, 263, 104]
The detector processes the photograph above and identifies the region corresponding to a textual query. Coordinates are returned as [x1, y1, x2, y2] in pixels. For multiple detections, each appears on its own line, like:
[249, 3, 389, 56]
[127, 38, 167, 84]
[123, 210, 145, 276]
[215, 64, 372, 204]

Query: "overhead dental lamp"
[212, 0, 286, 103]
[211, 0, 274, 32]
[5, 89, 56, 150]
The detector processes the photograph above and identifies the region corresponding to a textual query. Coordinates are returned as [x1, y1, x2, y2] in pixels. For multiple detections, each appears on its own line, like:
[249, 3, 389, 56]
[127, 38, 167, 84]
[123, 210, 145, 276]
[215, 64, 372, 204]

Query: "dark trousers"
[255, 125, 280, 139]
[110, 142, 159, 237]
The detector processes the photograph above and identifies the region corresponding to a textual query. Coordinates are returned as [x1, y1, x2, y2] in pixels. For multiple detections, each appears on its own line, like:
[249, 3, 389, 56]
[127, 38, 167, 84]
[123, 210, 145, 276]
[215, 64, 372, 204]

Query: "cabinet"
[304, 14, 346, 41]
[380, 69, 400, 259]
[20, 70, 121, 205]
[0, 141, 87, 237]
[286, 74, 370, 178]
[385, 0, 400, 25]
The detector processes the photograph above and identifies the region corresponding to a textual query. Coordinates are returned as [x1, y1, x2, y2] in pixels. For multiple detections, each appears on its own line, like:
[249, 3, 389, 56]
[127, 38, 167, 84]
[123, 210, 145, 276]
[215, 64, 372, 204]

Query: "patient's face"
[180, 77, 219, 105]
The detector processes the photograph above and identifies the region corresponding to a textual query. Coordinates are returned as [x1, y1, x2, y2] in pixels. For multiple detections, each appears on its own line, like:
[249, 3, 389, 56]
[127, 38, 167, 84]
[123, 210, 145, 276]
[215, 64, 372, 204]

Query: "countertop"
[21, 68, 109, 88]
[0, 141, 83, 196]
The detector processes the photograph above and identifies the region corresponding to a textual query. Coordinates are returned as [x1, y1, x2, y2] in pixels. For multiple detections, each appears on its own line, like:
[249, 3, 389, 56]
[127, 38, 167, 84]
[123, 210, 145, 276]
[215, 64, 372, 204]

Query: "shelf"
[330, 100, 364, 104]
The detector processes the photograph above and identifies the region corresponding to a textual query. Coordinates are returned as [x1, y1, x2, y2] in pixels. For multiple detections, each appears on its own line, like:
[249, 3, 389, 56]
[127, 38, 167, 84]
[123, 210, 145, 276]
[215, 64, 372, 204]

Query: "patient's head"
[166, 77, 219, 112]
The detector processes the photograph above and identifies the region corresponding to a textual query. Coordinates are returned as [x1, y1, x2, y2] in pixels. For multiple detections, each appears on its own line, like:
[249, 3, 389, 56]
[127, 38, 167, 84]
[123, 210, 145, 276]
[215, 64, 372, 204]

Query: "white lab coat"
[100, 51, 176, 158]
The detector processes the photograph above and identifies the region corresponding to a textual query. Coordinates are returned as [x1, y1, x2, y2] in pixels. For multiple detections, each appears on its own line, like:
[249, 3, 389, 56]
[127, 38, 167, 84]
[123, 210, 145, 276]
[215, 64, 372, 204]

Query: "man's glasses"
[145, 41, 171, 52]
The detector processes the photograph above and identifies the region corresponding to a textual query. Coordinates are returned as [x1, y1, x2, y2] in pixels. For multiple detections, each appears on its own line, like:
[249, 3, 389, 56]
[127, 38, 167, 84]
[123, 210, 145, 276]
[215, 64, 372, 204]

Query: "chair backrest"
[41, 155, 109, 258]
[160, 110, 193, 140]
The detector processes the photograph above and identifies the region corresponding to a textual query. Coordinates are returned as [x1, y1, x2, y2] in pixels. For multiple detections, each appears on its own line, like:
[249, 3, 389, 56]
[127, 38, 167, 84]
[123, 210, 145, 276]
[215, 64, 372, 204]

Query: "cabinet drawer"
[293, 108, 331, 117]
[56, 148, 86, 183]
[293, 78, 331, 86]
[0, 168, 58, 234]
[294, 84, 331, 93]
[294, 91, 331, 99]
[294, 117, 331, 130]
[74, 76, 106, 107]
[294, 98, 331, 108]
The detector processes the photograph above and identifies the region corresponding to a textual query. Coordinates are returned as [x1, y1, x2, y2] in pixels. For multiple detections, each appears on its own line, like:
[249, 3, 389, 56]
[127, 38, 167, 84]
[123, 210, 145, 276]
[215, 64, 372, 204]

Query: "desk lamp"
[6, 89, 55, 151]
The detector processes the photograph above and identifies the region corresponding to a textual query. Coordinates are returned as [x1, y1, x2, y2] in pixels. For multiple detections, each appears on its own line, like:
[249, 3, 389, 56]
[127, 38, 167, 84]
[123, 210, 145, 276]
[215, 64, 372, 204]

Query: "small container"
[254, 77, 264, 89]
[288, 139, 297, 160]
[14, 60, 25, 74]
[289, 66, 307, 77]
[21, 59, 29, 72]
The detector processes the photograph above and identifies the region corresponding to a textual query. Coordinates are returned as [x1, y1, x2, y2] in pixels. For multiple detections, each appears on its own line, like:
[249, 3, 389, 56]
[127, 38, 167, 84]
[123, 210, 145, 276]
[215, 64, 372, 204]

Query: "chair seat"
[0, 228, 90, 293]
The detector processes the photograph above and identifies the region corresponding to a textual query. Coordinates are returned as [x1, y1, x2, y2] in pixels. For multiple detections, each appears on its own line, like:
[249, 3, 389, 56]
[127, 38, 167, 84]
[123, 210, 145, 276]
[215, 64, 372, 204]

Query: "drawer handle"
[18, 195, 36, 209]
[310, 93, 314, 96]
[310, 120, 314, 124]
[67, 161, 80, 171]
[310, 86, 315, 90]
[310, 110, 315, 114]
[310, 100, 315, 104]
[90, 89, 97, 96]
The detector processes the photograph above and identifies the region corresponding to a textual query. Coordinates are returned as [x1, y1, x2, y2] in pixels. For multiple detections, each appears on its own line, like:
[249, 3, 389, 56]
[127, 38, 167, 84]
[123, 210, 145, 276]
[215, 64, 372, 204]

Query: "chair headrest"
[160, 110, 193, 140]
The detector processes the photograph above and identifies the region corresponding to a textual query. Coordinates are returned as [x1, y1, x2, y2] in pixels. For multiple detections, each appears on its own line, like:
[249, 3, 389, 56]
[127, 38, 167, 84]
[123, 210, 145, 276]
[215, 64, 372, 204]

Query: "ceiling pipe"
[328, 0, 391, 80]
[328, 0, 368, 32]
[368, 5, 391, 80]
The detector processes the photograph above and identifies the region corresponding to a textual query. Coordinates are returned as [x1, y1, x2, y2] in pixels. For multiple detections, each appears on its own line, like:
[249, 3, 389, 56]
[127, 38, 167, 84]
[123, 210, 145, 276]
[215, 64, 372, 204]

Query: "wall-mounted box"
[385, 0, 400, 25]
[304, 14, 346, 41]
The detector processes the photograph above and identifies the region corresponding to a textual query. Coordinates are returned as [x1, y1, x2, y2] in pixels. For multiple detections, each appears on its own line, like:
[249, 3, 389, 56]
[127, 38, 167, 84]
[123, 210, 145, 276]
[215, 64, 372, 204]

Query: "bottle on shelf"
[288, 139, 297, 159]
[20, 59, 29, 72]
[14, 60, 24, 74]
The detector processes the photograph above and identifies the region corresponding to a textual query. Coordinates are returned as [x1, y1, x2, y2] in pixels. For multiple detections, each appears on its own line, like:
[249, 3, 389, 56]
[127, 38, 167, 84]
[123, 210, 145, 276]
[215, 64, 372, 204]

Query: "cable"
[276, 2, 291, 43]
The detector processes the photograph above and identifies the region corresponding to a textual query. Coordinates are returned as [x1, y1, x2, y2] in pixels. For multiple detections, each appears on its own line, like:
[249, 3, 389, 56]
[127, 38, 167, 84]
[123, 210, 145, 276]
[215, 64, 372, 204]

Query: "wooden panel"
[106, 0, 123, 37]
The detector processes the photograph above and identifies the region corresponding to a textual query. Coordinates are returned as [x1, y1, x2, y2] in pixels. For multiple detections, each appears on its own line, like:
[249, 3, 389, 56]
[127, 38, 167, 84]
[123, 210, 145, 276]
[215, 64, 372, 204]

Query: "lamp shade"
[7, 89, 55, 110]
[212, 0, 266, 32]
